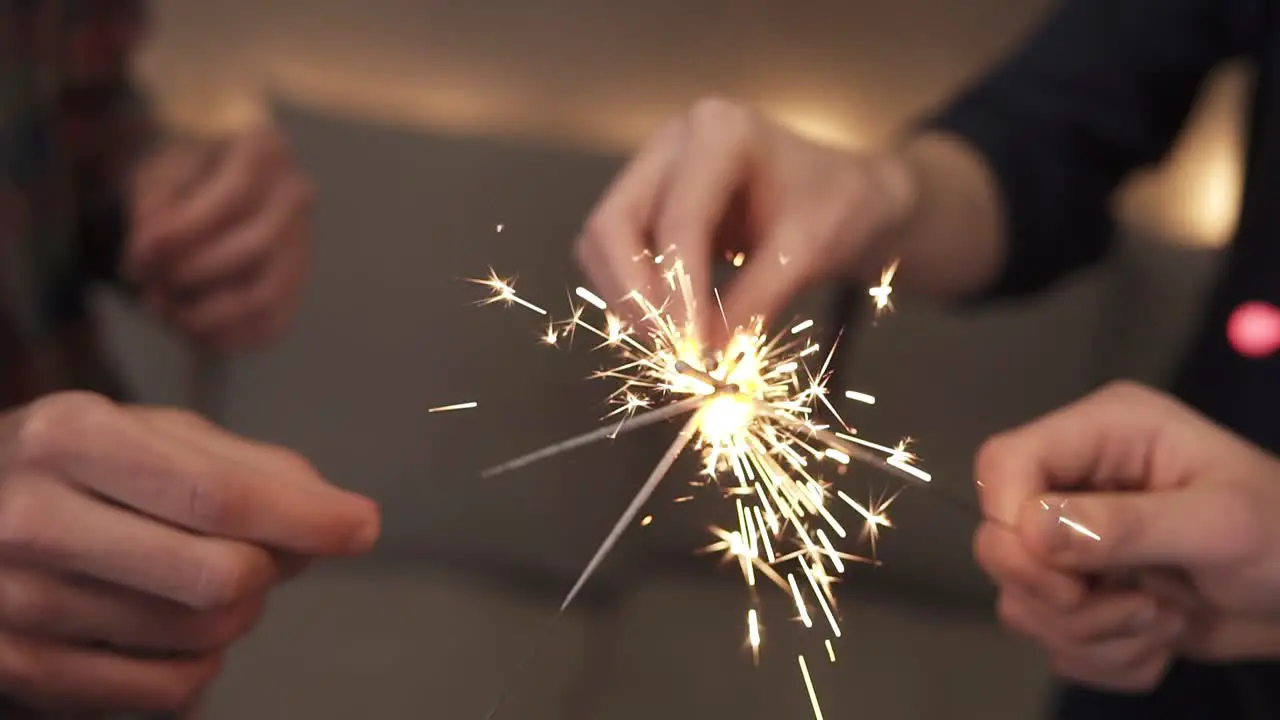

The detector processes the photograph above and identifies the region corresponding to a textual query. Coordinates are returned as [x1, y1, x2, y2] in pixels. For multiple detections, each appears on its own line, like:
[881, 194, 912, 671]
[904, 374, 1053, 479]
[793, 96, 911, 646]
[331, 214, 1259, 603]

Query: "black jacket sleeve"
[928, 0, 1247, 299]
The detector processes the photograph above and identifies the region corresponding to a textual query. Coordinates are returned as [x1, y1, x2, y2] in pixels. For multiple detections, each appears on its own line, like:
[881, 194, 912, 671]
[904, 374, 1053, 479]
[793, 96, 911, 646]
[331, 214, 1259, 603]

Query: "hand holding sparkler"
[575, 98, 915, 347]
[974, 381, 1280, 691]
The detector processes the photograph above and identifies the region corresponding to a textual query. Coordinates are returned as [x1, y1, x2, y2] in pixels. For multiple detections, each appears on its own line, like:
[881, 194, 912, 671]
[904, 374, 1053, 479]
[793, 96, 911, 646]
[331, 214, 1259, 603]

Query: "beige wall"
[139, 0, 1248, 247]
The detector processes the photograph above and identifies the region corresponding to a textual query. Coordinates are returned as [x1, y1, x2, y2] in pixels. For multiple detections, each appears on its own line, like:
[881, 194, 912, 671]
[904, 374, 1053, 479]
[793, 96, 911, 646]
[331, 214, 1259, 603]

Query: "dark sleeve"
[926, 0, 1248, 300]
[76, 82, 156, 291]
[68, 0, 158, 291]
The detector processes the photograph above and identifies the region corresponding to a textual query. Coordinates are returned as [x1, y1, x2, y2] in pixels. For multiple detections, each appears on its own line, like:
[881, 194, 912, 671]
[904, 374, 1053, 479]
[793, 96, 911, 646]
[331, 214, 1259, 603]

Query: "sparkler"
[463, 254, 1097, 720]
[467, 258, 924, 720]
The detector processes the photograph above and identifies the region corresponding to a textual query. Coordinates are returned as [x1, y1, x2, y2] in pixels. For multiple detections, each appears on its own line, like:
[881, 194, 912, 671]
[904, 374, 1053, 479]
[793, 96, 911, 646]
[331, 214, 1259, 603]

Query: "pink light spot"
[1227, 301, 1280, 359]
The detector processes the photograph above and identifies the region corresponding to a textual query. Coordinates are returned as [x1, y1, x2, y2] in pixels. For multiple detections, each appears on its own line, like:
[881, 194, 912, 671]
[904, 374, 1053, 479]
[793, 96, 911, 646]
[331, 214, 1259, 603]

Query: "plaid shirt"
[0, 0, 153, 411]
[0, 1, 160, 717]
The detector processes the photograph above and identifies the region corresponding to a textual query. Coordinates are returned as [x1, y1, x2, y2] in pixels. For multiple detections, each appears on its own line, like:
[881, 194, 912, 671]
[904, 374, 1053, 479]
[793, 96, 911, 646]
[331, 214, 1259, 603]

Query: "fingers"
[973, 522, 1084, 610]
[130, 142, 216, 238]
[0, 567, 262, 654]
[0, 630, 220, 714]
[996, 587, 1182, 692]
[1017, 488, 1263, 571]
[654, 99, 756, 340]
[15, 393, 380, 558]
[132, 130, 287, 278]
[158, 227, 308, 350]
[974, 381, 1204, 526]
[0, 477, 279, 610]
[578, 121, 683, 314]
[718, 229, 809, 337]
[162, 170, 312, 290]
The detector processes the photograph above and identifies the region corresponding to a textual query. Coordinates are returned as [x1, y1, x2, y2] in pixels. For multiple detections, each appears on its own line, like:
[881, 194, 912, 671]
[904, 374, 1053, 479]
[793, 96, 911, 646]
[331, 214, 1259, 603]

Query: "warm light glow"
[697, 393, 756, 443]
[766, 102, 860, 148]
[1185, 143, 1243, 246]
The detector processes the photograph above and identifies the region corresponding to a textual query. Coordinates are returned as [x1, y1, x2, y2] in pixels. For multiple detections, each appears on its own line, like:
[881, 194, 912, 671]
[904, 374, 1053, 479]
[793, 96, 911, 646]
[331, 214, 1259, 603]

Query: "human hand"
[0, 392, 379, 713]
[973, 381, 1280, 691]
[128, 125, 314, 352]
[575, 97, 915, 349]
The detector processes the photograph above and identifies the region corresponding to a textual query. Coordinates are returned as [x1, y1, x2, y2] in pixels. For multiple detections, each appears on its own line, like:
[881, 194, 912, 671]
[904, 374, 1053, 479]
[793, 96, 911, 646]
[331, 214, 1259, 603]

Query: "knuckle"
[973, 434, 1016, 495]
[268, 447, 320, 481]
[182, 470, 242, 533]
[15, 391, 115, 468]
[0, 479, 58, 555]
[579, 213, 614, 251]
[995, 592, 1025, 633]
[152, 666, 217, 713]
[1205, 490, 1266, 561]
[0, 574, 60, 633]
[0, 638, 53, 699]
[1096, 379, 1163, 410]
[1101, 641, 1152, 670]
[143, 406, 207, 430]
[972, 525, 1004, 576]
[1132, 656, 1172, 691]
[576, 214, 623, 270]
[189, 545, 262, 610]
[687, 96, 752, 137]
[185, 607, 246, 651]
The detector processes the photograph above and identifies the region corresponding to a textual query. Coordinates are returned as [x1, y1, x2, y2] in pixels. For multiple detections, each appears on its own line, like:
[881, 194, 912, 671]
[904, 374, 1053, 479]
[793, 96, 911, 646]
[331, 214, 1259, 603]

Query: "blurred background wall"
[94, 0, 1241, 717]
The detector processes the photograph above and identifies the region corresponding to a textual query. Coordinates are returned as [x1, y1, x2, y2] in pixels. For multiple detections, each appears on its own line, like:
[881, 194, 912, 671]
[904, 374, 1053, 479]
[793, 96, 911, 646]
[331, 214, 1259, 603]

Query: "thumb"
[1018, 490, 1247, 571]
[718, 235, 809, 342]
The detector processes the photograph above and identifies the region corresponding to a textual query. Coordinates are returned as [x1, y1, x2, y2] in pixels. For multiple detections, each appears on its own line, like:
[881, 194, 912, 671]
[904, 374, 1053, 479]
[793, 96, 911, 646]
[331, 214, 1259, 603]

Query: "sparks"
[798, 655, 825, 720]
[747, 609, 761, 664]
[428, 401, 478, 413]
[844, 390, 876, 405]
[1059, 516, 1101, 541]
[574, 286, 608, 310]
[471, 269, 548, 316]
[471, 258, 938, 718]
[869, 259, 898, 316]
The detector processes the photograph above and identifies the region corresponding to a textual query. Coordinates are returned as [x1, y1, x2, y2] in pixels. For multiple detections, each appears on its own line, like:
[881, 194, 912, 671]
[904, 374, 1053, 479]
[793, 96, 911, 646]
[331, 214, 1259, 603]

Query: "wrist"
[849, 148, 920, 283]
[860, 132, 1005, 300]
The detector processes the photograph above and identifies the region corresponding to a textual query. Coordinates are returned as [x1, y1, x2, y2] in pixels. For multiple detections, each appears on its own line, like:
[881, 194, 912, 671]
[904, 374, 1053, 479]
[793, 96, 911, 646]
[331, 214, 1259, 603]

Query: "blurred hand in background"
[128, 125, 315, 352]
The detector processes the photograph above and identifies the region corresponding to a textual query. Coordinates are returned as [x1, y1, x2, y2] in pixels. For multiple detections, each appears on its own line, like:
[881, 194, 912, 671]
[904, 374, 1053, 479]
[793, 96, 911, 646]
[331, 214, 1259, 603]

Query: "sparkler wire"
[480, 396, 705, 479]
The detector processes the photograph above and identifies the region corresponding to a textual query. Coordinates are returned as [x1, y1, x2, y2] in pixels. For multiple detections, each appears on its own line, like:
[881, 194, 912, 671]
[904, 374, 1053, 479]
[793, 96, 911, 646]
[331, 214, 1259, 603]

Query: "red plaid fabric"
[0, 0, 154, 410]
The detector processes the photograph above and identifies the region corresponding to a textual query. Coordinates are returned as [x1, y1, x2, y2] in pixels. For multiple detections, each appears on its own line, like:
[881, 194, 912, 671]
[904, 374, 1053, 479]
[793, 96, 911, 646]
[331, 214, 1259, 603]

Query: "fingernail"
[346, 520, 379, 553]
[346, 499, 381, 552]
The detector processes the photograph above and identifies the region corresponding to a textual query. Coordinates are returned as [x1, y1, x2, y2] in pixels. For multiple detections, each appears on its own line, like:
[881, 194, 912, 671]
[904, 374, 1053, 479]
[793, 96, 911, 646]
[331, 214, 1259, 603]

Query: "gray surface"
[202, 561, 1049, 720]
